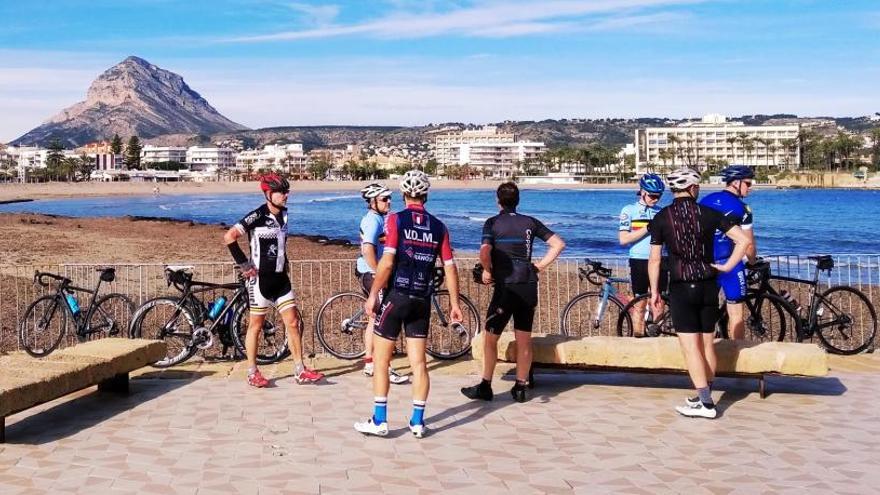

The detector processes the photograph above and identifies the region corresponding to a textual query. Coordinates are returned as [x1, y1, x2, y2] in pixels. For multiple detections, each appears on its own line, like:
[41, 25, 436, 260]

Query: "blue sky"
[1, 0, 879, 142]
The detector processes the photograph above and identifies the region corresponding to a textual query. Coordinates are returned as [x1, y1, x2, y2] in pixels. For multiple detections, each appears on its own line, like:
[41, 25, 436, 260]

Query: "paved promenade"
[1, 354, 879, 494]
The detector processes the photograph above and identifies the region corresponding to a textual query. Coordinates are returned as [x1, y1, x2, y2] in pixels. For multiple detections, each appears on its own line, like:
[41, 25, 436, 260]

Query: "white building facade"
[235, 144, 308, 173]
[434, 126, 545, 178]
[634, 114, 801, 173]
[186, 147, 237, 172]
[141, 145, 187, 165]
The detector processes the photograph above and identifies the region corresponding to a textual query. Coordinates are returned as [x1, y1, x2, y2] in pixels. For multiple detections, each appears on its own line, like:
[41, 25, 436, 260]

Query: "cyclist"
[461, 182, 565, 403]
[354, 170, 463, 438]
[356, 182, 408, 385]
[699, 165, 758, 340]
[648, 168, 751, 419]
[223, 173, 324, 388]
[618, 173, 668, 337]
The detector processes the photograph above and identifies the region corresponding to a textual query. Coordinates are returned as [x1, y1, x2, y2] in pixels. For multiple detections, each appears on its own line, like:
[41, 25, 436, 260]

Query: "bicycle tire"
[717, 292, 793, 343]
[231, 298, 292, 364]
[426, 291, 480, 360]
[19, 294, 69, 357]
[815, 286, 878, 355]
[314, 292, 368, 360]
[83, 293, 134, 342]
[129, 297, 197, 367]
[561, 291, 628, 338]
[616, 293, 671, 337]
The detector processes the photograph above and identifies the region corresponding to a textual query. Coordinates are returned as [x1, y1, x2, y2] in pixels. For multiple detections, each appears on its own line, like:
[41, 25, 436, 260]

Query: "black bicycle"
[19, 268, 134, 357]
[314, 267, 480, 360]
[129, 266, 294, 367]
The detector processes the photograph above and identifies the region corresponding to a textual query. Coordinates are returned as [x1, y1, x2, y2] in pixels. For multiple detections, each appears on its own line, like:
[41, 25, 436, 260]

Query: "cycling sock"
[697, 387, 714, 408]
[294, 362, 304, 375]
[411, 400, 426, 425]
[480, 378, 491, 388]
[364, 357, 373, 364]
[373, 397, 388, 424]
[247, 366, 257, 376]
[514, 380, 527, 389]
[708, 380, 714, 391]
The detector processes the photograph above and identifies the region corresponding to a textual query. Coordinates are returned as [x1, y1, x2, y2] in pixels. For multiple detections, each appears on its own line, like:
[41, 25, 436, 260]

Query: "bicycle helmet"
[360, 182, 392, 201]
[260, 173, 290, 193]
[666, 168, 701, 191]
[720, 165, 754, 184]
[638, 173, 665, 194]
[399, 169, 430, 197]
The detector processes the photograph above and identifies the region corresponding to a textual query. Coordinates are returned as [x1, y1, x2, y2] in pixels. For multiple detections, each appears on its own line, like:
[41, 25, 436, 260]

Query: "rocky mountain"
[12, 56, 248, 147]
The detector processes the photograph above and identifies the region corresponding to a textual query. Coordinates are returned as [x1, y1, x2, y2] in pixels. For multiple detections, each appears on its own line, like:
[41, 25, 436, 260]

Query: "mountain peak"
[12, 57, 248, 147]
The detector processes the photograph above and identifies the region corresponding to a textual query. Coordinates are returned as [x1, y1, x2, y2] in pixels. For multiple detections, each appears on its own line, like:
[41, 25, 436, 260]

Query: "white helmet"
[399, 169, 430, 197]
[666, 168, 701, 191]
[360, 182, 391, 201]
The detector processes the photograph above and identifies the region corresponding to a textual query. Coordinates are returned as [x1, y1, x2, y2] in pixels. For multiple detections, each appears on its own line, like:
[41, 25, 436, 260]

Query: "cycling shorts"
[247, 274, 295, 315]
[628, 259, 669, 297]
[668, 279, 720, 333]
[358, 271, 386, 315]
[374, 290, 431, 340]
[716, 259, 747, 303]
[485, 283, 538, 334]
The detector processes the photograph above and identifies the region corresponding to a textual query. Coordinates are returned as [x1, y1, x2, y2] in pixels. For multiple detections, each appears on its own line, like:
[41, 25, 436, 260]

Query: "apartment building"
[236, 144, 308, 174]
[186, 147, 237, 171]
[141, 145, 187, 165]
[434, 126, 545, 178]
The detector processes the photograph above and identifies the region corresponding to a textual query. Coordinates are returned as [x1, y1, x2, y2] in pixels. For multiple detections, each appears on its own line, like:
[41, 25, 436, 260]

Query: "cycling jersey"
[699, 190, 753, 261]
[234, 204, 289, 275]
[619, 201, 661, 260]
[356, 210, 386, 274]
[649, 197, 736, 283]
[481, 209, 554, 285]
[384, 204, 454, 297]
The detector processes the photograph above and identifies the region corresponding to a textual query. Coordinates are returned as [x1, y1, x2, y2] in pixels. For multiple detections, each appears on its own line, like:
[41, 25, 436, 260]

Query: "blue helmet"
[638, 173, 665, 194]
[720, 165, 754, 184]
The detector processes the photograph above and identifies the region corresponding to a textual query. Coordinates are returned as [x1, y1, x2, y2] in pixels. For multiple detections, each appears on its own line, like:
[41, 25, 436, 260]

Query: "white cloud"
[286, 2, 340, 26]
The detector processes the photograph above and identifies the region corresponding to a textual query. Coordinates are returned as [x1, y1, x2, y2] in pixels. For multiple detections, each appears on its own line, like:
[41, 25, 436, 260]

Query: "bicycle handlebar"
[34, 271, 71, 287]
[580, 258, 613, 285]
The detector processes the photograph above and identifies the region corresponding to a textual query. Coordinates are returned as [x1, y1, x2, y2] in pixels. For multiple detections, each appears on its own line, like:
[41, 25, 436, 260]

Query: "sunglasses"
[741, 181, 753, 188]
[379, 197, 392, 203]
[646, 193, 662, 200]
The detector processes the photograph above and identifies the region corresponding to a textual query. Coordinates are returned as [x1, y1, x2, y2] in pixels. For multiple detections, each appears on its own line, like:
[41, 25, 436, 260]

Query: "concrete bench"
[0, 338, 166, 442]
[472, 334, 828, 398]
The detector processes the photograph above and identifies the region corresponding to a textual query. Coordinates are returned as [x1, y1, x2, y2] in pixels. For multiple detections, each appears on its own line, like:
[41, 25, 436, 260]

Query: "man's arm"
[744, 229, 757, 264]
[534, 234, 565, 272]
[713, 225, 752, 273]
[648, 244, 662, 296]
[369, 252, 395, 301]
[479, 243, 494, 284]
[619, 229, 649, 246]
[223, 226, 255, 277]
[361, 243, 379, 272]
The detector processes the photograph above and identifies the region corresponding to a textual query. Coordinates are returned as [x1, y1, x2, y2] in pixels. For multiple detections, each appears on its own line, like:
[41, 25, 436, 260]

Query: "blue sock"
[411, 399, 426, 426]
[373, 397, 387, 424]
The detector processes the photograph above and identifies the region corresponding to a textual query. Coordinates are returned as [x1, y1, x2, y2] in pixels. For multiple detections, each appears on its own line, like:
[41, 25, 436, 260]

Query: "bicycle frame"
[47, 277, 111, 338]
[163, 277, 248, 340]
[763, 261, 842, 340]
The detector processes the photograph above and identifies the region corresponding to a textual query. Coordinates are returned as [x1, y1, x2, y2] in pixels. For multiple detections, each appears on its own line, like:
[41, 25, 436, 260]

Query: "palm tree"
[780, 138, 797, 170]
[667, 134, 681, 168]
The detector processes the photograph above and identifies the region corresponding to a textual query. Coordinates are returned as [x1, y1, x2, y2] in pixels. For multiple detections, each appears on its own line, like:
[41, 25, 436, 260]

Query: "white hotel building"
[141, 145, 187, 165]
[236, 144, 308, 173]
[634, 114, 801, 174]
[434, 126, 546, 178]
[186, 147, 237, 172]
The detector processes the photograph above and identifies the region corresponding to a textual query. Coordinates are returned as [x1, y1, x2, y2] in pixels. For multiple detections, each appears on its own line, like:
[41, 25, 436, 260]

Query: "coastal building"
[434, 126, 546, 178]
[186, 146, 237, 172]
[141, 145, 187, 165]
[94, 153, 124, 171]
[76, 141, 113, 155]
[235, 144, 308, 176]
[634, 114, 801, 173]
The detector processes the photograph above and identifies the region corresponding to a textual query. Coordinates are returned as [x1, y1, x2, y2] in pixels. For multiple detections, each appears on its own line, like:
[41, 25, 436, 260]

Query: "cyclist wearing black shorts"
[648, 168, 751, 419]
[461, 182, 565, 403]
[354, 170, 462, 439]
[223, 174, 324, 388]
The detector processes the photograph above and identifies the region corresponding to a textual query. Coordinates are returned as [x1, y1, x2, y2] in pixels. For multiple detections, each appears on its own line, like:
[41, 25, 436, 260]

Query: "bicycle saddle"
[808, 255, 834, 272]
[96, 267, 116, 282]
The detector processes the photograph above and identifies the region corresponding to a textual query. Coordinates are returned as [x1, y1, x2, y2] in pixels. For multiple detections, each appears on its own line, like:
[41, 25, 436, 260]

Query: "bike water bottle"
[780, 290, 801, 312]
[65, 291, 81, 316]
[208, 296, 227, 320]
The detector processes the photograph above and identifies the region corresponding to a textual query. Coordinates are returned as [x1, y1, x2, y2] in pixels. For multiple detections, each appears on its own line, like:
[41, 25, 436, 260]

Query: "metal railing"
[2, 254, 879, 354]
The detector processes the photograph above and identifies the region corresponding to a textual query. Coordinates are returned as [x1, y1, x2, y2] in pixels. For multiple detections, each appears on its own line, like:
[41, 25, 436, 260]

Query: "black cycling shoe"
[511, 383, 527, 403]
[461, 382, 493, 401]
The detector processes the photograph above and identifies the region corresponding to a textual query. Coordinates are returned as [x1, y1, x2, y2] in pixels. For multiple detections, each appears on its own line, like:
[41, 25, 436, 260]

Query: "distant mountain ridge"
[12, 56, 247, 147]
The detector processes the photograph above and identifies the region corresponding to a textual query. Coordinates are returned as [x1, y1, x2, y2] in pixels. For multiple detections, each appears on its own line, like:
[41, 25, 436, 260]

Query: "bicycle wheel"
[19, 294, 69, 357]
[129, 297, 196, 367]
[83, 293, 134, 342]
[231, 299, 291, 364]
[815, 286, 878, 355]
[616, 293, 671, 337]
[717, 292, 793, 342]
[314, 292, 368, 360]
[426, 291, 480, 360]
[561, 291, 628, 338]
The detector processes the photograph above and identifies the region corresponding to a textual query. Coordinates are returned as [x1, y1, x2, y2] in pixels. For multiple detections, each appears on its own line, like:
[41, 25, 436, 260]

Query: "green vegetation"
[124, 136, 143, 169]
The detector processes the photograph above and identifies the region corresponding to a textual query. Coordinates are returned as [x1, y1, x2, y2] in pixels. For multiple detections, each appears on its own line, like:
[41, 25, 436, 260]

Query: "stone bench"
[472, 333, 828, 398]
[0, 339, 166, 442]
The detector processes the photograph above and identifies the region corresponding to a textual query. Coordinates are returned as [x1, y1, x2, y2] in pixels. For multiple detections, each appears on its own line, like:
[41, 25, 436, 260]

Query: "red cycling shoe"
[247, 370, 269, 388]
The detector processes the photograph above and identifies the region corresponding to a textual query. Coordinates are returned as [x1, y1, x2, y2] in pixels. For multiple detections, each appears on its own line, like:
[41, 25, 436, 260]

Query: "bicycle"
[19, 268, 134, 357]
[560, 259, 634, 337]
[315, 267, 480, 360]
[736, 255, 878, 354]
[129, 266, 293, 367]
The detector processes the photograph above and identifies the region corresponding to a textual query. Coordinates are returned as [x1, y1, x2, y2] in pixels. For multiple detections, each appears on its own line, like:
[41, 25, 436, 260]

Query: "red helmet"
[260, 173, 290, 193]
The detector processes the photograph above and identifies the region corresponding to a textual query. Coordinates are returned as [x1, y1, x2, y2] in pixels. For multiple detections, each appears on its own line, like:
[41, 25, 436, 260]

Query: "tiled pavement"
[2, 354, 880, 494]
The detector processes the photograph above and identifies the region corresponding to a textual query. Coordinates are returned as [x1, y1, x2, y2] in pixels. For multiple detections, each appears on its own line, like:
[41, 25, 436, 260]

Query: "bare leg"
[676, 332, 709, 389]
[407, 337, 429, 401]
[246, 313, 267, 368]
[513, 330, 532, 382]
[632, 299, 647, 336]
[364, 316, 375, 361]
[701, 333, 717, 383]
[372, 335, 394, 399]
[726, 302, 745, 340]
[280, 306, 303, 365]
[481, 331, 500, 382]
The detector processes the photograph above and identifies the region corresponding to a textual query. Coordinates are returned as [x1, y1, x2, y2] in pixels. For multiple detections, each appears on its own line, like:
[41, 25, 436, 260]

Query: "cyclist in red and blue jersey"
[355, 170, 462, 439]
[619, 173, 668, 337]
[223, 174, 324, 388]
[699, 165, 758, 340]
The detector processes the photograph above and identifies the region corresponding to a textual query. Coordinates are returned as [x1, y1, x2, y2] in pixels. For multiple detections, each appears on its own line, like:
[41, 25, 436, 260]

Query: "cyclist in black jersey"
[461, 182, 565, 403]
[223, 174, 324, 388]
[649, 168, 751, 419]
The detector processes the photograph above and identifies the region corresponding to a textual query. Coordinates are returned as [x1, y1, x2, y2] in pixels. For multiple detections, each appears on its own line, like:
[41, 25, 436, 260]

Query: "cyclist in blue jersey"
[699, 165, 758, 340]
[223, 174, 324, 388]
[356, 182, 408, 385]
[355, 170, 462, 439]
[619, 173, 668, 337]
